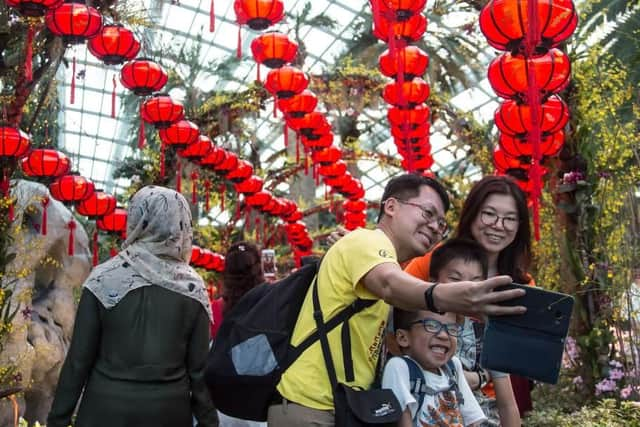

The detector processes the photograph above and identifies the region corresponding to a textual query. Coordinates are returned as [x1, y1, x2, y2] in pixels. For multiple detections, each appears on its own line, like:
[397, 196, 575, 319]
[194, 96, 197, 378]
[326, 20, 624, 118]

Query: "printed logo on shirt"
[368, 320, 387, 363]
[378, 249, 393, 259]
[419, 391, 463, 427]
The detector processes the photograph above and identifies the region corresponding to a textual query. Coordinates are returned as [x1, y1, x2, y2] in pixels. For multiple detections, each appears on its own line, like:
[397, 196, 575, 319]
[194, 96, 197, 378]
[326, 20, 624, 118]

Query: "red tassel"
[111, 74, 117, 118]
[256, 217, 261, 241]
[295, 134, 300, 163]
[70, 55, 76, 104]
[191, 172, 198, 204]
[209, 0, 215, 32]
[237, 25, 242, 59]
[92, 230, 99, 266]
[263, 221, 268, 245]
[245, 206, 251, 230]
[220, 184, 225, 211]
[68, 218, 77, 256]
[25, 25, 35, 83]
[176, 160, 182, 193]
[257, 62, 261, 82]
[324, 183, 328, 200]
[315, 164, 320, 186]
[304, 152, 309, 175]
[284, 123, 289, 148]
[205, 180, 211, 211]
[273, 96, 278, 118]
[138, 103, 146, 149]
[234, 201, 242, 221]
[41, 196, 49, 235]
[110, 245, 117, 258]
[160, 143, 166, 178]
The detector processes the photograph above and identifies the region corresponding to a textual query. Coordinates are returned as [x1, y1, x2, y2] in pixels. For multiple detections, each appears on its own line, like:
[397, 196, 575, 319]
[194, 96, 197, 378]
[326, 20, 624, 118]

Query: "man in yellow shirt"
[268, 174, 526, 426]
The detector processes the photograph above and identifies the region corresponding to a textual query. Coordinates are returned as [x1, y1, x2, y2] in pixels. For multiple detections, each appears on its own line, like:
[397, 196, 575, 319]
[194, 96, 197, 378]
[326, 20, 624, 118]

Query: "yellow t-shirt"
[277, 228, 397, 410]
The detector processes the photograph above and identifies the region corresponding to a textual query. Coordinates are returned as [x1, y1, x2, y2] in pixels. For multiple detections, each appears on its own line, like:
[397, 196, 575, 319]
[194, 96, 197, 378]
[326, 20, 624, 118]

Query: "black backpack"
[204, 260, 375, 421]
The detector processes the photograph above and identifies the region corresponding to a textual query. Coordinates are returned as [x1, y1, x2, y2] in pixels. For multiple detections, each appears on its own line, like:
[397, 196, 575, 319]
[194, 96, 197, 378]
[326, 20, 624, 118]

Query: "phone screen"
[261, 249, 277, 281]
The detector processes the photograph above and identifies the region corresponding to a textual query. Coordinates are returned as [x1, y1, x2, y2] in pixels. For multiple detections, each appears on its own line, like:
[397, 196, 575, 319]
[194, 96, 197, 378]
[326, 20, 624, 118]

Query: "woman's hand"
[326, 225, 349, 246]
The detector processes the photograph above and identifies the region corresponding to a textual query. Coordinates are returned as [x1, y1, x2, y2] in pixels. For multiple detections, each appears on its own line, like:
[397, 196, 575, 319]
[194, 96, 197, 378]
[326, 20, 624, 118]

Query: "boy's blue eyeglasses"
[410, 318, 463, 337]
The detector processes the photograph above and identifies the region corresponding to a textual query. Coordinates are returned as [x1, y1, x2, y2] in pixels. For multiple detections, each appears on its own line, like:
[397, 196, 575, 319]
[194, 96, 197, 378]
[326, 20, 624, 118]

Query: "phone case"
[480, 284, 574, 384]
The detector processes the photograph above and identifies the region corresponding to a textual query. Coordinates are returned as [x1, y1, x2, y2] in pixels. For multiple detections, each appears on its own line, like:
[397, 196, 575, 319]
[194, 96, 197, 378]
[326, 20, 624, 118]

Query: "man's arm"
[360, 263, 526, 317]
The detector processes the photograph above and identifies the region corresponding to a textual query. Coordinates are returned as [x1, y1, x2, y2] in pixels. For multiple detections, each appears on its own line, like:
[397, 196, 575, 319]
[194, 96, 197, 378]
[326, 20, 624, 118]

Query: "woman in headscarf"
[47, 185, 218, 427]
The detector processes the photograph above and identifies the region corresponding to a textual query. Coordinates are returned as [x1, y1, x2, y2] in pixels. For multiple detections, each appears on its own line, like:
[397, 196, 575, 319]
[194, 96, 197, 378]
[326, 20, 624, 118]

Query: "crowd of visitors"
[47, 173, 535, 427]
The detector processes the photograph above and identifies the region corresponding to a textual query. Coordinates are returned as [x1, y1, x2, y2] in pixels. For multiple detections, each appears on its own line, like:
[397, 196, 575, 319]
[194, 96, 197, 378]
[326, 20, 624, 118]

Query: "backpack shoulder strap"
[443, 358, 464, 405]
[400, 356, 427, 421]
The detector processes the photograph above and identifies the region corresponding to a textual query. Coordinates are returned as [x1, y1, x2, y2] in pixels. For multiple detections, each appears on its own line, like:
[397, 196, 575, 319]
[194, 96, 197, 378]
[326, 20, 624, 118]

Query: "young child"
[382, 238, 488, 427]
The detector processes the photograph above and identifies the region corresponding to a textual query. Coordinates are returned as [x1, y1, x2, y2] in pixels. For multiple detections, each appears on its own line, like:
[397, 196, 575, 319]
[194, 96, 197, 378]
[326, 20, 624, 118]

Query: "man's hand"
[434, 276, 526, 318]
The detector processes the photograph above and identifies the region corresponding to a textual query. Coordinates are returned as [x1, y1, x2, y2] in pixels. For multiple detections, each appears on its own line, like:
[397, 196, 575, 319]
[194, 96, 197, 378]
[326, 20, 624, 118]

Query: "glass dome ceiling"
[55, 0, 500, 215]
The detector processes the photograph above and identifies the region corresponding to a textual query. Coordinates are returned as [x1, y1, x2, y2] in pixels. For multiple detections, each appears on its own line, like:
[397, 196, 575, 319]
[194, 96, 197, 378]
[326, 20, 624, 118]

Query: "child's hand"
[326, 225, 348, 246]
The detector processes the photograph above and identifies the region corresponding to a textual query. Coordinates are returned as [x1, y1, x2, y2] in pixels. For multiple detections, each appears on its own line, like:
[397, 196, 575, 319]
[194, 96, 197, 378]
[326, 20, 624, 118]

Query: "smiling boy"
[382, 239, 489, 427]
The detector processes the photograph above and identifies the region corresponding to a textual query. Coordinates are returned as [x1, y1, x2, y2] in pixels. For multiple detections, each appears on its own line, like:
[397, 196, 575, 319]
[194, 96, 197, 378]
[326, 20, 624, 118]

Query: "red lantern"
[343, 180, 366, 201]
[383, 78, 430, 108]
[311, 146, 342, 165]
[278, 90, 318, 117]
[190, 245, 204, 265]
[76, 190, 117, 218]
[344, 199, 367, 212]
[287, 112, 331, 137]
[401, 155, 433, 172]
[178, 135, 213, 160]
[318, 160, 347, 178]
[120, 58, 168, 96]
[493, 147, 531, 172]
[6, 0, 62, 16]
[49, 174, 95, 204]
[379, 46, 429, 80]
[391, 122, 430, 140]
[301, 133, 333, 151]
[141, 95, 185, 129]
[198, 146, 227, 169]
[499, 130, 564, 158]
[234, 176, 264, 194]
[88, 24, 140, 65]
[45, 0, 102, 45]
[97, 207, 127, 233]
[495, 95, 569, 137]
[479, 0, 578, 53]
[251, 32, 298, 68]
[214, 151, 239, 174]
[226, 159, 254, 183]
[21, 148, 71, 181]
[159, 120, 200, 149]
[245, 190, 272, 208]
[261, 198, 285, 216]
[265, 66, 309, 99]
[373, 12, 427, 45]
[387, 104, 430, 128]
[0, 127, 31, 159]
[373, 0, 427, 21]
[284, 210, 302, 222]
[487, 49, 570, 100]
[234, 0, 284, 30]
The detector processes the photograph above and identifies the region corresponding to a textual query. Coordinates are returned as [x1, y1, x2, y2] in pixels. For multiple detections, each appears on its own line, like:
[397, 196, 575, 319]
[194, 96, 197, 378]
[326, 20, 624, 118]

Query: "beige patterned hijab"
[84, 185, 212, 320]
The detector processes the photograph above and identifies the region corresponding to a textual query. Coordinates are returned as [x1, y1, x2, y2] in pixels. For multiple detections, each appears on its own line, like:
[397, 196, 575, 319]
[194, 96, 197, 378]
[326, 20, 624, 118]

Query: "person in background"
[405, 175, 533, 426]
[215, 241, 267, 427]
[383, 238, 489, 427]
[47, 185, 218, 427]
[268, 173, 526, 426]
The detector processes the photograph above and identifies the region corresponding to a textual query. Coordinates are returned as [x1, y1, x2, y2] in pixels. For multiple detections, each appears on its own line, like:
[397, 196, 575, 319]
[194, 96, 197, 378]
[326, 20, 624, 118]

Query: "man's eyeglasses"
[480, 210, 519, 232]
[410, 318, 463, 337]
[394, 199, 448, 235]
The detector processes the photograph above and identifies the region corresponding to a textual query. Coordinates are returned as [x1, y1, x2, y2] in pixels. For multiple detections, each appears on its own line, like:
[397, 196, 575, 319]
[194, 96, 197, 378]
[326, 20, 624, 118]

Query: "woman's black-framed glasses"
[479, 210, 519, 232]
[410, 318, 463, 337]
[394, 199, 449, 236]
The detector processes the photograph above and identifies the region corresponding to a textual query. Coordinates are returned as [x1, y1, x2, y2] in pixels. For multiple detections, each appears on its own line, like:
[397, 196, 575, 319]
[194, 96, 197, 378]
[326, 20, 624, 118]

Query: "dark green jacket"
[47, 286, 219, 427]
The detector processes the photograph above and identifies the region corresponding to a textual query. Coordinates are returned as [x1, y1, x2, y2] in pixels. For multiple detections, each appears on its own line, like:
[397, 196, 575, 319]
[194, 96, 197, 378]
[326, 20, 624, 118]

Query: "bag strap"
[311, 274, 376, 390]
[400, 356, 427, 421]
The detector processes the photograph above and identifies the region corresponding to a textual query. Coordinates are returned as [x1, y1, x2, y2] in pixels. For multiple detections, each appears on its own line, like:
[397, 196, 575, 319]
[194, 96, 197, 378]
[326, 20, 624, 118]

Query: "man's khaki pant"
[267, 398, 334, 426]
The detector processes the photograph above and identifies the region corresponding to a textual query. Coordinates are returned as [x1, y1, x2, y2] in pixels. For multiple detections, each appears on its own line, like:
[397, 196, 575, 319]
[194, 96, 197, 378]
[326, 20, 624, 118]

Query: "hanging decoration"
[97, 207, 127, 257]
[481, 0, 577, 239]
[20, 148, 71, 234]
[251, 31, 298, 81]
[49, 173, 95, 255]
[45, 0, 103, 104]
[120, 58, 168, 148]
[0, 127, 31, 222]
[76, 190, 117, 265]
[233, 0, 285, 57]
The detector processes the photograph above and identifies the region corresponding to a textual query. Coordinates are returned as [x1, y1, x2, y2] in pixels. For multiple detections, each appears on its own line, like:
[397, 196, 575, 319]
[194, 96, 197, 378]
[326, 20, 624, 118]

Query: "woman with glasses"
[405, 175, 532, 427]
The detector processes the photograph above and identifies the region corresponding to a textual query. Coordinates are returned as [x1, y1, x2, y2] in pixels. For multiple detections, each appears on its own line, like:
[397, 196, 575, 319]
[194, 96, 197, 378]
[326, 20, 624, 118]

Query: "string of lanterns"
[480, 0, 577, 239]
[370, 0, 434, 174]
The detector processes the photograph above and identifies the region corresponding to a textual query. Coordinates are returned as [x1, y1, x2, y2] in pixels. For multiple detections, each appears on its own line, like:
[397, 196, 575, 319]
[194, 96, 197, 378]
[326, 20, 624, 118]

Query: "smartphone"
[261, 249, 277, 281]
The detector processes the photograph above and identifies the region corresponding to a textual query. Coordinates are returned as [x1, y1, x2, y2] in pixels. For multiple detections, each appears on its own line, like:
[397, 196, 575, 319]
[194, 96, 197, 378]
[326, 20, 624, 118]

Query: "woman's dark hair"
[222, 241, 263, 314]
[429, 238, 489, 281]
[454, 175, 531, 283]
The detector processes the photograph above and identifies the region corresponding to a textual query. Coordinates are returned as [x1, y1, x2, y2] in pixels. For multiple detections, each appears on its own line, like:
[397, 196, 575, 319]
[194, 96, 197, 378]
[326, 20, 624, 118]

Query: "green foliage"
[526, 399, 640, 427]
